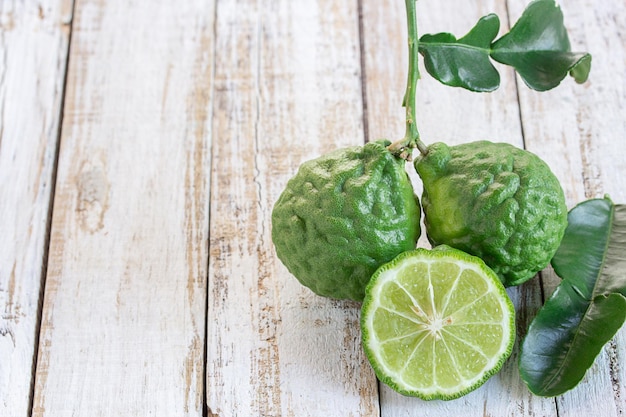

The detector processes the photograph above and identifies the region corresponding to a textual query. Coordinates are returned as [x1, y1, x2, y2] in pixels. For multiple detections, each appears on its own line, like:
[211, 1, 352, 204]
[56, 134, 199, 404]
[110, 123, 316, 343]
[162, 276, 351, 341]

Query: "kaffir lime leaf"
[271, 140, 421, 301]
[361, 245, 515, 400]
[415, 141, 568, 286]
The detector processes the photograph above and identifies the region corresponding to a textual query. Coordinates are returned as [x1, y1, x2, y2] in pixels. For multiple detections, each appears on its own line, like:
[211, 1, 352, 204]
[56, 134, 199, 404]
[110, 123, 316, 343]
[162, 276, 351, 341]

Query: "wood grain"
[31, 0, 214, 415]
[0, 1, 72, 415]
[510, 0, 626, 415]
[206, 0, 379, 415]
[3, 0, 623, 415]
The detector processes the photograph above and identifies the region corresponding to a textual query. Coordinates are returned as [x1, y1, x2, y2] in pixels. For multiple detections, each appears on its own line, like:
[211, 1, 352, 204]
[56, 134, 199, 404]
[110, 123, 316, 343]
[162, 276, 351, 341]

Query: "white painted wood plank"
[31, 0, 214, 415]
[0, 1, 72, 415]
[510, 0, 626, 415]
[360, 0, 559, 415]
[206, 0, 379, 415]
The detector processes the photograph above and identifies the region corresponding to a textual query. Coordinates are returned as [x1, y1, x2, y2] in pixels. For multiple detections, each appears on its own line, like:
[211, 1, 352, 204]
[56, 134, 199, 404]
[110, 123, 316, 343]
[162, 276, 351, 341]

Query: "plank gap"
[504, 1, 560, 412]
[357, 0, 370, 144]
[203, 1, 221, 415]
[27, 1, 77, 416]
[502, 0, 528, 152]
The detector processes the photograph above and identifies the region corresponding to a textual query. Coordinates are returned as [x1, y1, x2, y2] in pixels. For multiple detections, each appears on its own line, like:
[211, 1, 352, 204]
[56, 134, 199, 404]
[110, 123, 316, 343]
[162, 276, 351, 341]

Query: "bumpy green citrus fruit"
[272, 140, 421, 301]
[415, 141, 567, 286]
[361, 245, 515, 400]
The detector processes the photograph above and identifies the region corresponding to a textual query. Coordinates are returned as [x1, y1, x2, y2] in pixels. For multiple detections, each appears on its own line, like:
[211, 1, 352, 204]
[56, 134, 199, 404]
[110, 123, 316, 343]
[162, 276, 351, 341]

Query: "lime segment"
[361, 246, 515, 400]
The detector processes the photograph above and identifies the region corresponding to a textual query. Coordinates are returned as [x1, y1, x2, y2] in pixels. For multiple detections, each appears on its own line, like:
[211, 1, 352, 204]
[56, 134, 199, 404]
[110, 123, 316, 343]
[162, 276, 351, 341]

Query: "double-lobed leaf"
[419, 0, 591, 92]
[519, 197, 626, 397]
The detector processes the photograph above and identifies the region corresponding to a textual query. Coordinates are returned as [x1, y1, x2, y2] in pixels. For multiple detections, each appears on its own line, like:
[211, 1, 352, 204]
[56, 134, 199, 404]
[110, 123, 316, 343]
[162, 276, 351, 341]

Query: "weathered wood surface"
[206, 1, 379, 415]
[0, 1, 72, 415]
[30, 0, 214, 415]
[1, 0, 625, 416]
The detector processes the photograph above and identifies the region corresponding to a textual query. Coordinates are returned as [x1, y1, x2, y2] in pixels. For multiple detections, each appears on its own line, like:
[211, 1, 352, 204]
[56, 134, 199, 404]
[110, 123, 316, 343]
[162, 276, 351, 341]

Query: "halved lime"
[360, 246, 515, 400]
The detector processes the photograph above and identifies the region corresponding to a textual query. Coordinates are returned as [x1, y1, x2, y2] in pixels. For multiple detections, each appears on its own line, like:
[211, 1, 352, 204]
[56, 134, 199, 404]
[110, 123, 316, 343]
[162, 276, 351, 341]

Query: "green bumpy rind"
[272, 140, 421, 301]
[415, 141, 567, 286]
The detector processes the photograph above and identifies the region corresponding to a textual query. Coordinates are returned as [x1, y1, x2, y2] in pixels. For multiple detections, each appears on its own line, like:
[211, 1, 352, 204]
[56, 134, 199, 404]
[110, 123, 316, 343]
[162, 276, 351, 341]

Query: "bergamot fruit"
[271, 140, 421, 301]
[415, 141, 568, 286]
[361, 245, 515, 400]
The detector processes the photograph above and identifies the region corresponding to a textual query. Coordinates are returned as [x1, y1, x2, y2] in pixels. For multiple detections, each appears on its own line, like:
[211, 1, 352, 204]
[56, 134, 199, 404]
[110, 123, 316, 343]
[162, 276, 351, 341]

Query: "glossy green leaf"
[491, 0, 591, 91]
[419, 14, 500, 92]
[418, 0, 591, 92]
[519, 197, 626, 396]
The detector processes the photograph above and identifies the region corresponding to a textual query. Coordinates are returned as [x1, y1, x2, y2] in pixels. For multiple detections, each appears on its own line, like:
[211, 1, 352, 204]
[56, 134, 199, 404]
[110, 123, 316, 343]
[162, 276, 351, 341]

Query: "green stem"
[389, 0, 428, 158]
[404, 0, 421, 146]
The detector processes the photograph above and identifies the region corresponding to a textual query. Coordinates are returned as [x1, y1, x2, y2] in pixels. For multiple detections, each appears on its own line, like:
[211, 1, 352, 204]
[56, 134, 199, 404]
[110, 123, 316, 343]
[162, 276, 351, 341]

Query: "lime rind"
[271, 141, 421, 301]
[361, 246, 515, 400]
[415, 141, 568, 287]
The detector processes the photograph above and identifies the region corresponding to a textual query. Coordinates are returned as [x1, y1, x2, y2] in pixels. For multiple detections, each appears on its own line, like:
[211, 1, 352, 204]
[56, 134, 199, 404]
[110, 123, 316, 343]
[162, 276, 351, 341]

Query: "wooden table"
[2, 0, 625, 415]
